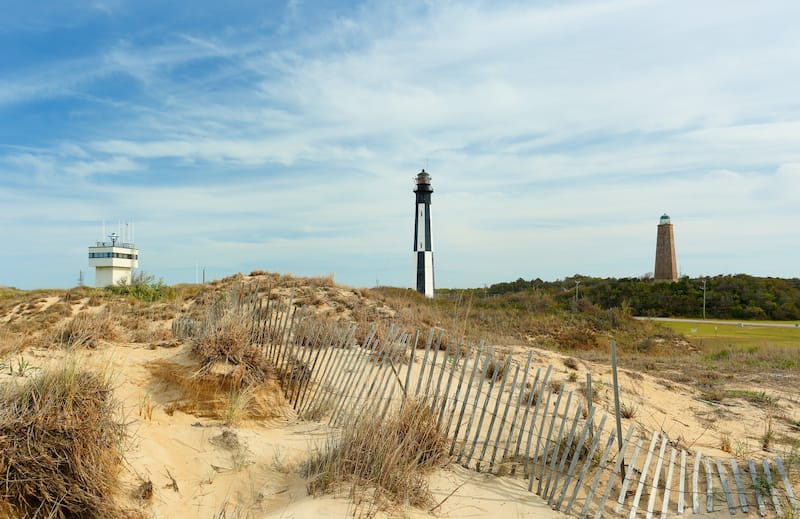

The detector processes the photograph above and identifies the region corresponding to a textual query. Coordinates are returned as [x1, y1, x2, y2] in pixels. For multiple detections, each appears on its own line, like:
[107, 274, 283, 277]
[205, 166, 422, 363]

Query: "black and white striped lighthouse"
[413, 169, 435, 298]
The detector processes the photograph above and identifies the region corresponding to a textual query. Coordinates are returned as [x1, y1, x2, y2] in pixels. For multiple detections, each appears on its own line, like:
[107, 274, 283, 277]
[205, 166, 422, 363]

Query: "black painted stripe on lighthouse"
[416, 252, 426, 293]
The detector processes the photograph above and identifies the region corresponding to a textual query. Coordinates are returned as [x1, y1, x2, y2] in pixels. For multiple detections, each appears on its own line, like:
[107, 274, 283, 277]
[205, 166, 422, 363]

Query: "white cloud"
[1, 0, 799, 288]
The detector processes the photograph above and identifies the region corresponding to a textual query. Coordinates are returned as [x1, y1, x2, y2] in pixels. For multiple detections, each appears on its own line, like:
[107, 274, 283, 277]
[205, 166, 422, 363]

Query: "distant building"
[413, 169, 435, 298]
[654, 214, 677, 282]
[88, 232, 139, 287]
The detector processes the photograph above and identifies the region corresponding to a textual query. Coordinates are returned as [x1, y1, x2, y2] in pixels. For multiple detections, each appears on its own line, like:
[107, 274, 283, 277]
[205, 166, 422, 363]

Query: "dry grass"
[620, 401, 638, 419]
[303, 398, 448, 515]
[191, 308, 273, 387]
[46, 308, 123, 349]
[153, 299, 287, 423]
[0, 360, 127, 518]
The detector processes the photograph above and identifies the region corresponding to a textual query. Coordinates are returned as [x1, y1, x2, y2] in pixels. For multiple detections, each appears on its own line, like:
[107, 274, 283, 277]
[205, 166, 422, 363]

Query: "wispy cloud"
[1, 0, 799, 289]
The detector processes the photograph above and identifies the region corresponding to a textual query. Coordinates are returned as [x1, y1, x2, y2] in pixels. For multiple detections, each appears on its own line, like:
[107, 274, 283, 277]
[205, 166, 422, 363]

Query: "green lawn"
[658, 320, 800, 347]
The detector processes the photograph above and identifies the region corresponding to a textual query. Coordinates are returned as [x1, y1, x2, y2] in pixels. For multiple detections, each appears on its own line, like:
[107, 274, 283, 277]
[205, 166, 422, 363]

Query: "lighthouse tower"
[88, 231, 139, 287]
[413, 169, 435, 298]
[654, 214, 677, 282]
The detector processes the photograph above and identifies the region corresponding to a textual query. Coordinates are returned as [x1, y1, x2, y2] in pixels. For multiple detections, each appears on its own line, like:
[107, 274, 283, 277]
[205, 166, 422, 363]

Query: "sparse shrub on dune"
[47, 308, 123, 349]
[191, 308, 273, 386]
[154, 302, 286, 424]
[303, 398, 448, 514]
[0, 361, 126, 518]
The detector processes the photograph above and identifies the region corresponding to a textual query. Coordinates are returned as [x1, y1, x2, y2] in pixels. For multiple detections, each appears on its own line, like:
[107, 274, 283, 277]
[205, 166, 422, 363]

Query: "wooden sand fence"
[175, 284, 799, 518]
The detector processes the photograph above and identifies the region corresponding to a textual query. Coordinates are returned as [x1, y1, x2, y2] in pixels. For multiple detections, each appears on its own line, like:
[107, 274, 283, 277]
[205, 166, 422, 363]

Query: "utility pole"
[575, 280, 581, 302]
[702, 278, 707, 319]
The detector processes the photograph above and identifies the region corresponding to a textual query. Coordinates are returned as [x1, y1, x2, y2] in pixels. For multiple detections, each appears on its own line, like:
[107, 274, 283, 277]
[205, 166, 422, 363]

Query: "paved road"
[635, 316, 800, 329]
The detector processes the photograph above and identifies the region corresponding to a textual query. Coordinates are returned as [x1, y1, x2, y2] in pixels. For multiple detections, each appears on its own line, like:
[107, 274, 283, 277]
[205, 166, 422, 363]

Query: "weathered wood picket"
[180, 285, 799, 518]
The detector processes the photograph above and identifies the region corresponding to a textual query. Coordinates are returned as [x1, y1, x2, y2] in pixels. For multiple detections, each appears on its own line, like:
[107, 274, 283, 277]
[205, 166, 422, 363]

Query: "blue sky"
[1, 0, 799, 290]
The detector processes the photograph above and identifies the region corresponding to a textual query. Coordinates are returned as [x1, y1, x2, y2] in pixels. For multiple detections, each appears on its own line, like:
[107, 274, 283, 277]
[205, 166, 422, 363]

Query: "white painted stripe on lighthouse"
[424, 251, 434, 298]
[426, 203, 433, 252]
[417, 204, 427, 250]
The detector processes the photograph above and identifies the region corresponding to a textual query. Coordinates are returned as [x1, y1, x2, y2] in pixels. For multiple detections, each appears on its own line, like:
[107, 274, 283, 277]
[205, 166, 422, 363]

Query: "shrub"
[303, 398, 448, 512]
[0, 361, 126, 518]
[107, 271, 174, 302]
[48, 309, 121, 349]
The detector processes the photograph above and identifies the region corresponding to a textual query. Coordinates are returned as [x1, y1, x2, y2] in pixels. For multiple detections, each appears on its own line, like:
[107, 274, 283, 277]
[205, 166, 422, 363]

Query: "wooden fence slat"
[436, 339, 465, 427]
[629, 431, 659, 519]
[511, 365, 550, 476]
[294, 323, 337, 411]
[547, 402, 586, 503]
[444, 341, 481, 441]
[692, 451, 702, 514]
[326, 326, 378, 423]
[297, 325, 340, 415]
[534, 388, 566, 493]
[523, 386, 552, 492]
[749, 459, 767, 517]
[499, 360, 538, 474]
[357, 332, 408, 423]
[543, 396, 578, 498]
[704, 455, 714, 513]
[591, 425, 637, 519]
[456, 347, 495, 463]
[660, 446, 678, 519]
[646, 435, 669, 519]
[762, 459, 782, 516]
[404, 330, 419, 404]
[286, 320, 319, 405]
[464, 354, 506, 468]
[774, 457, 799, 513]
[279, 308, 304, 391]
[274, 289, 295, 372]
[372, 334, 411, 420]
[301, 323, 356, 416]
[614, 438, 643, 513]
[370, 333, 410, 418]
[557, 409, 603, 511]
[729, 458, 748, 513]
[477, 355, 514, 472]
[330, 326, 396, 424]
[414, 329, 435, 396]
[431, 332, 455, 412]
[715, 459, 736, 515]
[423, 330, 445, 398]
[678, 449, 687, 515]
[439, 343, 472, 438]
[449, 343, 488, 456]
[488, 358, 523, 473]
[525, 384, 553, 480]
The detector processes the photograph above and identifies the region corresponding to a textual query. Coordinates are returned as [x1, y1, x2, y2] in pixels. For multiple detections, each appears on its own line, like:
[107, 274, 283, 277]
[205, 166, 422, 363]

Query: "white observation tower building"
[88, 231, 139, 287]
[413, 169, 435, 298]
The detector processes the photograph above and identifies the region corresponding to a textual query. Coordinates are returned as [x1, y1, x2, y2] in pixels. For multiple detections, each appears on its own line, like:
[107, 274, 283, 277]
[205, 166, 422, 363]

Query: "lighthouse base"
[415, 251, 434, 298]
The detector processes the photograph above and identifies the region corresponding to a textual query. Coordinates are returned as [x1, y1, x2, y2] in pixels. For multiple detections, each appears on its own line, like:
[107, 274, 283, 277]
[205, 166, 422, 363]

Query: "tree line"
[454, 274, 800, 321]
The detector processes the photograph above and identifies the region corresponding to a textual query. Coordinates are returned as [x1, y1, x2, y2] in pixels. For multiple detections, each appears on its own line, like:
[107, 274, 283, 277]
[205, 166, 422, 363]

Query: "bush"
[303, 398, 448, 512]
[107, 271, 174, 302]
[48, 309, 121, 349]
[0, 361, 126, 518]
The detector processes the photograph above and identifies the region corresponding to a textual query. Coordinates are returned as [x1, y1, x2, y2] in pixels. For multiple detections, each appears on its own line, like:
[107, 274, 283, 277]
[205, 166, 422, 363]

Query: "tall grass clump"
[0, 361, 126, 518]
[191, 308, 273, 387]
[154, 300, 285, 423]
[303, 398, 448, 514]
[48, 309, 121, 349]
